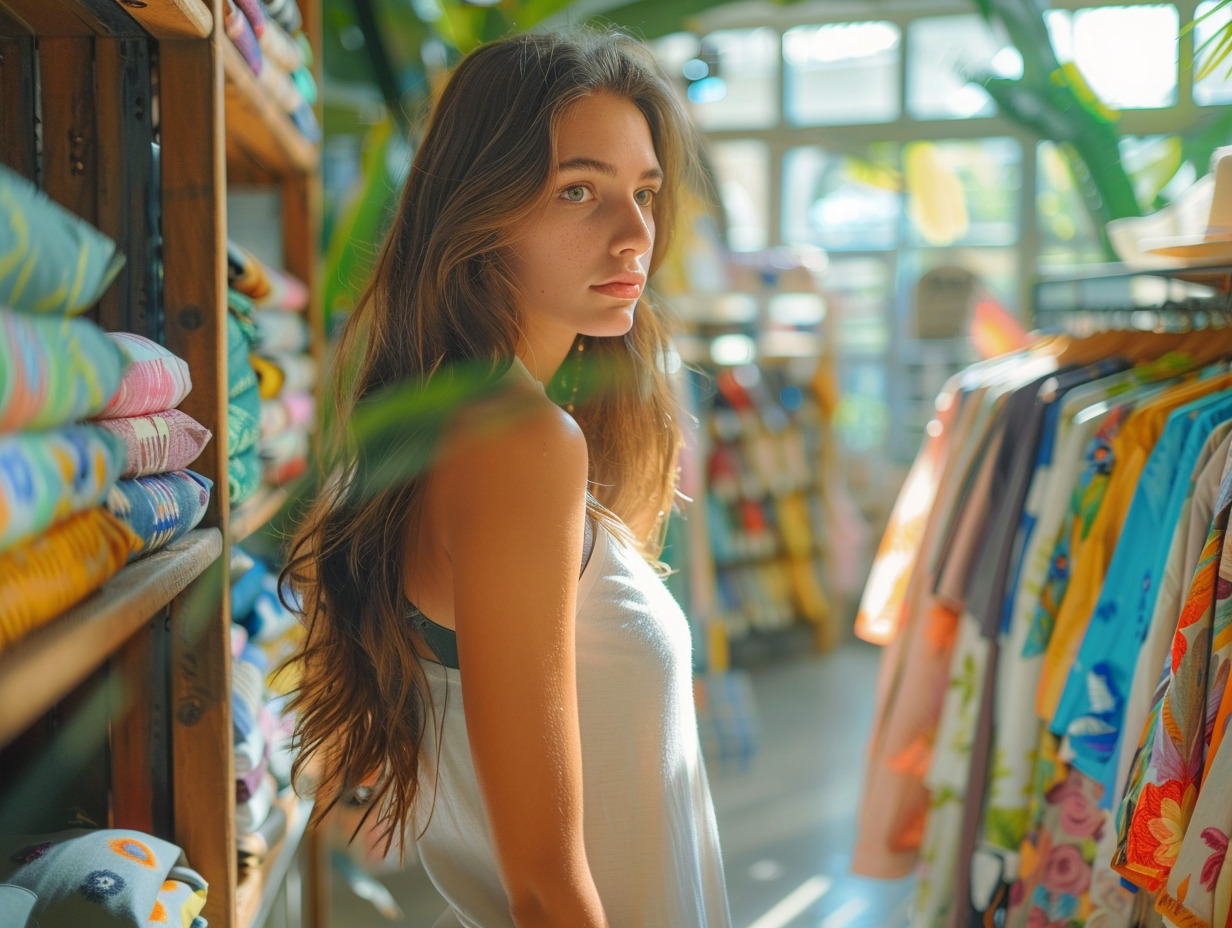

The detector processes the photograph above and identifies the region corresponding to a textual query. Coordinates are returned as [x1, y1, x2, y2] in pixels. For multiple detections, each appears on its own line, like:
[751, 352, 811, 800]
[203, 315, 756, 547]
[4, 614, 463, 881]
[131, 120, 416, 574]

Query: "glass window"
[1036, 141, 1105, 272]
[898, 246, 1020, 323]
[903, 138, 1020, 247]
[1045, 5, 1179, 109]
[783, 21, 900, 125]
[907, 14, 1021, 120]
[782, 144, 901, 252]
[1195, 0, 1232, 106]
[688, 29, 779, 130]
[710, 140, 770, 252]
[823, 255, 894, 356]
[835, 362, 889, 454]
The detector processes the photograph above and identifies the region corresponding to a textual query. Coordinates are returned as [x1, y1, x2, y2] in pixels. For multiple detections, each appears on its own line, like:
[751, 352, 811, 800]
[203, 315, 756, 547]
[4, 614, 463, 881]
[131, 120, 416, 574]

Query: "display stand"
[0, 0, 325, 923]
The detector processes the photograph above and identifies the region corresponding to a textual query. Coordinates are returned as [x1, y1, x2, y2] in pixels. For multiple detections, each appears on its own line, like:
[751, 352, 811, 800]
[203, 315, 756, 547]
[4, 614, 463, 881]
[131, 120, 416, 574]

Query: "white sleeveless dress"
[410, 360, 731, 928]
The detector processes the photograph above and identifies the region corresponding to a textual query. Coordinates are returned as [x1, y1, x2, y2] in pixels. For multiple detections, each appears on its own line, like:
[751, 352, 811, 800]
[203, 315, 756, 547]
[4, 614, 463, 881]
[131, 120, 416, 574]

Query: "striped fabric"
[0, 424, 126, 554]
[96, 333, 192, 419]
[0, 308, 127, 432]
[105, 470, 211, 563]
[94, 408, 211, 479]
[0, 507, 137, 652]
[0, 163, 125, 316]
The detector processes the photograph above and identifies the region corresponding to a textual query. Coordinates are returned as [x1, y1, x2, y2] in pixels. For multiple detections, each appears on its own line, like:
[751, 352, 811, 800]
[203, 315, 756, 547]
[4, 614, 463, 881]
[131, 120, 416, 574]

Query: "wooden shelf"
[108, 0, 210, 38]
[236, 794, 312, 928]
[230, 485, 289, 543]
[222, 41, 319, 179]
[0, 528, 222, 747]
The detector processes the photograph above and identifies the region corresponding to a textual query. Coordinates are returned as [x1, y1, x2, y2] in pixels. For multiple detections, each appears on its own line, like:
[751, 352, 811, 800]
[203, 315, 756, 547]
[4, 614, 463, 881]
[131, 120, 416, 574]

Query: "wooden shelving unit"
[0, 0, 324, 923]
[0, 530, 222, 745]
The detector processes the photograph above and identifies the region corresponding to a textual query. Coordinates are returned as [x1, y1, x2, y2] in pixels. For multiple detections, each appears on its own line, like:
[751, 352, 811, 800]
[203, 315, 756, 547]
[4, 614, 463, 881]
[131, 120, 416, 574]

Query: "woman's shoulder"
[433, 371, 588, 510]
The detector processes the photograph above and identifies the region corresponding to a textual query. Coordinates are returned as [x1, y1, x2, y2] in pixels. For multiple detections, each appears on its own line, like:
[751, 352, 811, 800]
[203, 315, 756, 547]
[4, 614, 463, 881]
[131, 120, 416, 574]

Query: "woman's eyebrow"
[558, 157, 664, 181]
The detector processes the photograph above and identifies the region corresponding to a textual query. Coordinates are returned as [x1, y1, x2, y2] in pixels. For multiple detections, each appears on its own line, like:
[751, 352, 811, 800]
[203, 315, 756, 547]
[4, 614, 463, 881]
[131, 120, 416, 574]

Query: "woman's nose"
[611, 198, 653, 257]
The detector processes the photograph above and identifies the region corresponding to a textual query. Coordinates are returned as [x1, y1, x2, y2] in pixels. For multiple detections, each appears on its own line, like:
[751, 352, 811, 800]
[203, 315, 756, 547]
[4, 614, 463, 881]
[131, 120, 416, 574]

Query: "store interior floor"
[328, 639, 914, 928]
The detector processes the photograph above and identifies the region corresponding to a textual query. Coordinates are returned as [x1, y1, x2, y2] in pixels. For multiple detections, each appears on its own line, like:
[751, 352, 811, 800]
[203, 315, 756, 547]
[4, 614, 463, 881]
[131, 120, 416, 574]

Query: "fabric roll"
[96, 333, 192, 420]
[232, 0, 265, 36]
[228, 447, 262, 507]
[223, 0, 263, 74]
[0, 507, 138, 651]
[94, 408, 211, 479]
[235, 774, 277, 836]
[259, 0, 301, 36]
[0, 424, 126, 554]
[256, 14, 304, 72]
[237, 802, 288, 873]
[105, 471, 211, 563]
[228, 393, 260, 458]
[0, 309, 127, 431]
[0, 164, 125, 316]
[227, 245, 271, 303]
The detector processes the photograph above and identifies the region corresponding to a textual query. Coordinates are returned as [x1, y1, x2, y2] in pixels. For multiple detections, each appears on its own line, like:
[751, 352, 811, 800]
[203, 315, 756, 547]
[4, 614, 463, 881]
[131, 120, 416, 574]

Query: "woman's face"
[506, 92, 663, 376]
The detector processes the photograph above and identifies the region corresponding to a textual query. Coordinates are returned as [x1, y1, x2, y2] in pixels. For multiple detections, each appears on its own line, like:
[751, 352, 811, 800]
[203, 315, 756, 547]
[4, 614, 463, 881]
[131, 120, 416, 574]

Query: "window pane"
[710, 141, 769, 252]
[907, 14, 1020, 119]
[904, 138, 1020, 247]
[1195, 0, 1232, 106]
[835, 361, 889, 454]
[1036, 141, 1105, 272]
[898, 246, 1020, 321]
[783, 21, 900, 125]
[782, 144, 901, 252]
[824, 255, 893, 356]
[1046, 6, 1179, 109]
[689, 29, 779, 130]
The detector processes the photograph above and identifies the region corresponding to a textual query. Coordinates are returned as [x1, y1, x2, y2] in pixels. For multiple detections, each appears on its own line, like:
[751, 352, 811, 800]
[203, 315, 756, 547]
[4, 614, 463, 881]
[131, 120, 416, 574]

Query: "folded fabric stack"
[0, 164, 138, 651]
[230, 553, 299, 875]
[228, 241, 316, 490]
[226, 291, 264, 507]
[222, 0, 320, 143]
[0, 828, 209, 928]
[92, 333, 213, 563]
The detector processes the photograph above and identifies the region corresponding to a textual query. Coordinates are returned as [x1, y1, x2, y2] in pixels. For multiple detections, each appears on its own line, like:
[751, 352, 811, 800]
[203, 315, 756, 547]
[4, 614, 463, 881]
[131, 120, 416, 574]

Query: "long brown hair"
[281, 28, 702, 854]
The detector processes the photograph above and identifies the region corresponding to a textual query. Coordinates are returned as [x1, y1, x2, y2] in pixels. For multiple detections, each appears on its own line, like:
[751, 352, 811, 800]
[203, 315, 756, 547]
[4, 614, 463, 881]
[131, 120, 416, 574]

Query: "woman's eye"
[561, 185, 590, 202]
[635, 189, 657, 206]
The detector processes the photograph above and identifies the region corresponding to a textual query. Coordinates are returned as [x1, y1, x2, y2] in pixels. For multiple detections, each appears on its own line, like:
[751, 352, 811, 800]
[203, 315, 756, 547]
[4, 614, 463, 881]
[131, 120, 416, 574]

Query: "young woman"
[283, 30, 731, 927]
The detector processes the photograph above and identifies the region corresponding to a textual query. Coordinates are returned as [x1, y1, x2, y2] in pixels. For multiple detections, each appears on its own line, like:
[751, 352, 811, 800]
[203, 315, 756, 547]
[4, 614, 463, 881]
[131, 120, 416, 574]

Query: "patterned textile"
[257, 15, 304, 73]
[0, 828, 207, 927]
[96, 334, 192, 420]
[1054, 390, 1232, 798]
[105, 471, 211, 563]
[94, 409, 211, 479]
[229, 448, 262, 506]
[0, 163, 125, 316]
[1158, 721, 1232, 928]
[0, 507, 137, 651]
[260, 0, 301, 37]
[1037, 373, 1232, 723]
[232, 0, 265, 35]
[224, 0, 263, 74]
[1113, 459, 1232, 893]
[0, 424, 126, 554]
[0, 308, 127, 432]
[228, 389, 260, 458]
[253, 310, 309, 353]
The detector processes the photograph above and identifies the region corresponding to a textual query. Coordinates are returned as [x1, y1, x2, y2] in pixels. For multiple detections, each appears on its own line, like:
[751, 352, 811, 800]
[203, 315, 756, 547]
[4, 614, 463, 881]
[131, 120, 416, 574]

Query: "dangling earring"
[565, 336, 585, 414]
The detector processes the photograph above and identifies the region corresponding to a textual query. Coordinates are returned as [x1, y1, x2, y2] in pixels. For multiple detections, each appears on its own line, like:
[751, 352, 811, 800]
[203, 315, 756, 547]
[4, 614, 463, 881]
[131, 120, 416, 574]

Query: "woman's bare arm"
[435, 390, 607, 928]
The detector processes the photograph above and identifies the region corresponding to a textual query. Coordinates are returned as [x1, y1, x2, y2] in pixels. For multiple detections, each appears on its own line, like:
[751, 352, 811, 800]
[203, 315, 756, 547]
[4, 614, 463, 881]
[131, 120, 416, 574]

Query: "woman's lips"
[591, 281, 643, 299]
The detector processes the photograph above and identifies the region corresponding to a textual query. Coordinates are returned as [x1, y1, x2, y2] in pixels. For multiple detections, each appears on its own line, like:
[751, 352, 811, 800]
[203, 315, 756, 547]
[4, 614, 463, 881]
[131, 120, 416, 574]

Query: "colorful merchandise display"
[854, 330, 1232, 928]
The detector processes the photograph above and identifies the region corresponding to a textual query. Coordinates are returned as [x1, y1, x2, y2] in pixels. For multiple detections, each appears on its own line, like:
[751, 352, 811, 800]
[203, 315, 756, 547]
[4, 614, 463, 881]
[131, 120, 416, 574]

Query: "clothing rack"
[1032, 263, 1232, 333]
